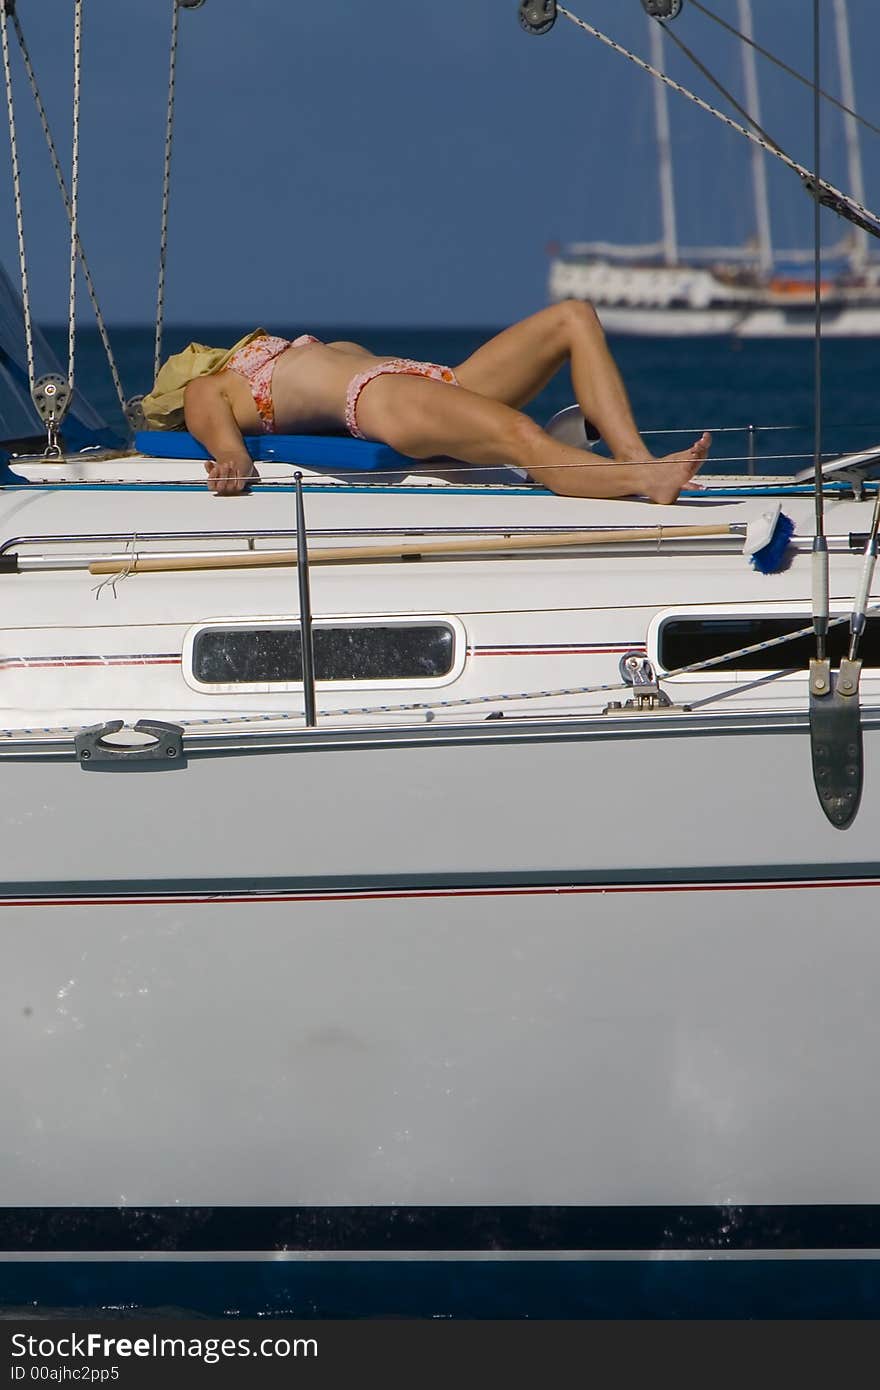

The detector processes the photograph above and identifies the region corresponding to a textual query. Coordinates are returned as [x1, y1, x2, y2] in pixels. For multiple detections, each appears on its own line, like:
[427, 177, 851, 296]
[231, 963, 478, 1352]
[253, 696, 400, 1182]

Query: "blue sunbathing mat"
[135, 431, 409, 472]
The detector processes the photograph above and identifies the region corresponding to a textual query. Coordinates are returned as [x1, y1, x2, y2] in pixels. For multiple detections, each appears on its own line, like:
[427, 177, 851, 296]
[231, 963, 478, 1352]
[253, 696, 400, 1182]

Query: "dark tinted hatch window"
[660, 615, 880, 671]
[192, 623, 456, 683]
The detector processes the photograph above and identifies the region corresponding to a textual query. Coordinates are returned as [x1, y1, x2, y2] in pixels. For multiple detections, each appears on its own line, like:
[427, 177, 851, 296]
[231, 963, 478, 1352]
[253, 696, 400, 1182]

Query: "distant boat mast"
[647, 4, 771, 270]
[647, 0, 868, 275]
[737, 0, 772, 276]
[647, 18, 678, 266]
[832, 0, 868, 273]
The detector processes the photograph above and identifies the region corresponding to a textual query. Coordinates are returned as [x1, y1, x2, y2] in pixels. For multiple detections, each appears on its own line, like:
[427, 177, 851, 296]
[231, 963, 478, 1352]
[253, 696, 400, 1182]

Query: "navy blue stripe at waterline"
[6, 1205, 880, 1252]
[4, 1258, 880, 1320]
[0, 862, 879, 903]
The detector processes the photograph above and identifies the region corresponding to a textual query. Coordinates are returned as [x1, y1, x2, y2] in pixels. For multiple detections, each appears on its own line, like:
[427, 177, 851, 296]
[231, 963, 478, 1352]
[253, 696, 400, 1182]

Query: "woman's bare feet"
[642, 431, 711, 504]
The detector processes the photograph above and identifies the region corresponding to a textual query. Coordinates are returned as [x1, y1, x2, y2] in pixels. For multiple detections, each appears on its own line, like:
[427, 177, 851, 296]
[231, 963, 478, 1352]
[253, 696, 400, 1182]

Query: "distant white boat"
[549, 244, 880, 337]
[549, 0, 880, 337]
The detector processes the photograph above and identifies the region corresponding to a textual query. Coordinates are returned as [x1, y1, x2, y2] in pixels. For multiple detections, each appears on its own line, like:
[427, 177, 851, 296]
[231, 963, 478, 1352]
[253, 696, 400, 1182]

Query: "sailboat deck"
[0, 454, 875, 738]
[2, 446, 876, 499]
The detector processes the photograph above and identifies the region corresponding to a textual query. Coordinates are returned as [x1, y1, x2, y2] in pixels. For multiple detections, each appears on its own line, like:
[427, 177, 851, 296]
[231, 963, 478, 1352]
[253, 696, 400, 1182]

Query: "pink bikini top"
[225, 332, 320, 432]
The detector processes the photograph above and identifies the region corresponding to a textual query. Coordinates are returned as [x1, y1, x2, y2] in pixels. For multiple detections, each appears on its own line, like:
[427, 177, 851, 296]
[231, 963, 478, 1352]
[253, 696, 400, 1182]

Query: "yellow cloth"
[141, 328, 267, 430]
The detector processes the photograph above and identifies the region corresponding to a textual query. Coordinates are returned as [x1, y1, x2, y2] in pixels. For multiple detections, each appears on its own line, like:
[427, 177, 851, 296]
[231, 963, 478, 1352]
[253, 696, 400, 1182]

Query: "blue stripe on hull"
[7, 1204, 880, 1251]
[3, 1259, 880, 1319]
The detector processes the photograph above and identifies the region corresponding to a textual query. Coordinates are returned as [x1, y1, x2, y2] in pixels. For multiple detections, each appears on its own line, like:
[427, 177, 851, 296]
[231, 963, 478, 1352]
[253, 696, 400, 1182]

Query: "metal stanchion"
[294, 472, 317, 727]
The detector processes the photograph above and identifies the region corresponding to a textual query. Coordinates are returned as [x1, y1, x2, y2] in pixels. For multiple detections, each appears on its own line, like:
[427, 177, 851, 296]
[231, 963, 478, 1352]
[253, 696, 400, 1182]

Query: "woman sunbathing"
[145, 302, 710, 499]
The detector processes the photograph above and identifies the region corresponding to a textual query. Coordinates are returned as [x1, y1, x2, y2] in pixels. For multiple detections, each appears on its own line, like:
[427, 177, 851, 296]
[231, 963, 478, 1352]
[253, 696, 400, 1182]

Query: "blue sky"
[2, 0, 879, 326]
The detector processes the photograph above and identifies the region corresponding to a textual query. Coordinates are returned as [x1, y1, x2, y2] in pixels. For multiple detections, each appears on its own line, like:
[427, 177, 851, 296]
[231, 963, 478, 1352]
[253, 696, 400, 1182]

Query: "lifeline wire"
[5, 605, 879, 740]
[0, 445, 850, 485]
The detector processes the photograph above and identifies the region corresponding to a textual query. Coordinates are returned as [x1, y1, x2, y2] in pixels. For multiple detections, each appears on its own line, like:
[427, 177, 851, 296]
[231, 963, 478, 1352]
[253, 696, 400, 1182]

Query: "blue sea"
[46, 325, 880, 476]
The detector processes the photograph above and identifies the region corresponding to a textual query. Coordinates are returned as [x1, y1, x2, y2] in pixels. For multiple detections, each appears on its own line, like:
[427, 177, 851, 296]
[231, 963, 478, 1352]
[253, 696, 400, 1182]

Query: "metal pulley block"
[519, 1, 557, 36]
[604, 653, 680, 713]
[809, 656, 864, 829]
[619, 652, 656, 687]
[641, 0, 684, 18]
[619, 652, 671, 706]
[124, 394, 146, 432]
[31, 374, 72, 458]
[32, 374, 71, 426]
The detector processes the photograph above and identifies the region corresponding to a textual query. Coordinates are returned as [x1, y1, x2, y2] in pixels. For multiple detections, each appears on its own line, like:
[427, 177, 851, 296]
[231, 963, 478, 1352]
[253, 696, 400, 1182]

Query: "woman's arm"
[183, 375, 259, 495]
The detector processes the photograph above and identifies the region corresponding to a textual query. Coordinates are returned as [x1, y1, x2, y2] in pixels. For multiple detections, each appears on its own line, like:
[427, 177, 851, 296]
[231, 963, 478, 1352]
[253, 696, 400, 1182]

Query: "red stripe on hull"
[0, 878, 878, 908]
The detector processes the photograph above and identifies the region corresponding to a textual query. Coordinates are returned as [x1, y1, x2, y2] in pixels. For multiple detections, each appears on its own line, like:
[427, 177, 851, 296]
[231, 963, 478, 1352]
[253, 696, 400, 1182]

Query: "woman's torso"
[219, 338, 389, 434]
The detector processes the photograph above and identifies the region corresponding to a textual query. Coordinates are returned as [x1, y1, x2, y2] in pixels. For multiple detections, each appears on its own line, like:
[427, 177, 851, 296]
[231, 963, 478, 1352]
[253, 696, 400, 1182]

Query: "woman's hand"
[204, 456, 260, 495]
[184, 375, 259, 496]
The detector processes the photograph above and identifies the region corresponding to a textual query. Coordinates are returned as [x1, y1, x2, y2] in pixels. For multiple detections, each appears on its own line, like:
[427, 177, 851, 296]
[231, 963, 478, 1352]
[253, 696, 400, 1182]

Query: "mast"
[832, 0, 868, 272]
[647, 18, 677, 266]
[736, 0, 772, 276]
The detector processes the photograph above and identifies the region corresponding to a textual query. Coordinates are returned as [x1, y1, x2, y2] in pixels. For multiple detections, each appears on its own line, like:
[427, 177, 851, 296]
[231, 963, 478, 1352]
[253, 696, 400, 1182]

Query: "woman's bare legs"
[454, 300, 708, 466]
[355, 373, 705, 502]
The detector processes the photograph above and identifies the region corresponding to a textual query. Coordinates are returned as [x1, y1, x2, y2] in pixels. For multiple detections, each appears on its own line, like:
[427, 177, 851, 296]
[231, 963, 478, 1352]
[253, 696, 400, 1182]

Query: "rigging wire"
[154, 0, 181, 385]
[10, 11, 127, 413]
[811, 0, 828, 662]
[849, 488, 880, 663]
[555, 5, 880, 241]
[67, 0, 82, 398]
[658, 17, 784, 154]
[1, 5, 35, 394]
[689, 0, 880, 143]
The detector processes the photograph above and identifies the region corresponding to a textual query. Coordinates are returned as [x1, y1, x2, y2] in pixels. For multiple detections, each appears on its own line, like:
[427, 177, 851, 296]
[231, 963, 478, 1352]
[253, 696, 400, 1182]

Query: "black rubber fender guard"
[75, 719, 185, 769]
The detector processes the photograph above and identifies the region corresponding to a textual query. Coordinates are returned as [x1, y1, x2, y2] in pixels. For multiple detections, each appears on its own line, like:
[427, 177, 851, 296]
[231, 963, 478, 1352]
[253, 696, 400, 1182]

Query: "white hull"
[2, 453, 880, 1314]
[4, 712, 880, 1209]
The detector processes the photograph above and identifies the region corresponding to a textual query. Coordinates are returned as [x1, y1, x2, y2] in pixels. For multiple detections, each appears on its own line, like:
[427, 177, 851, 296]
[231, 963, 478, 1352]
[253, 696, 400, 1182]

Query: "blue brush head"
[750, 511, 795, 574]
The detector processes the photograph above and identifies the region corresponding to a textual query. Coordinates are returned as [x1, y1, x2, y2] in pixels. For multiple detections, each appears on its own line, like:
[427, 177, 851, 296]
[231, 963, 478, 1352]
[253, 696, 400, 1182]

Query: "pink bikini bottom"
[345, 358, 459, 440]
